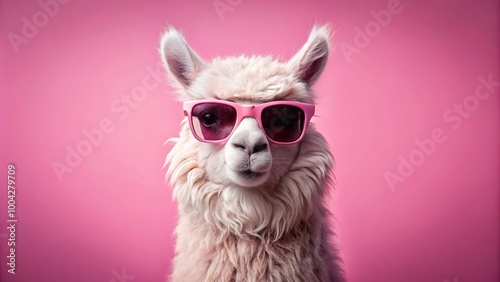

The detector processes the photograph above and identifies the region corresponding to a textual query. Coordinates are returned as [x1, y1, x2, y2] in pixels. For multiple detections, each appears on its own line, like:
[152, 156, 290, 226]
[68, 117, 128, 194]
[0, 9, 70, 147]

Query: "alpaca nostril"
[252, 143, 268, 154]
[232, 142, 267, 154]
[233, 143, 246, 150]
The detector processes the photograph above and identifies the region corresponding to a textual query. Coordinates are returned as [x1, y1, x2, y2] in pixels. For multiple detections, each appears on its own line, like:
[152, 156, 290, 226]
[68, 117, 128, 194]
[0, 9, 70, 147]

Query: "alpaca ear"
[288, 25, 331, 87]
[160, 27, 206, 89]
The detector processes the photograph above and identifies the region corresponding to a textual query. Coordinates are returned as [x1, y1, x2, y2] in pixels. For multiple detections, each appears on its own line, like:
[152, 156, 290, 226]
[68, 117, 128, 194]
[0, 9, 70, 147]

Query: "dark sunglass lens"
[262, 105, 305, 143]
[191, 103, 236, 140]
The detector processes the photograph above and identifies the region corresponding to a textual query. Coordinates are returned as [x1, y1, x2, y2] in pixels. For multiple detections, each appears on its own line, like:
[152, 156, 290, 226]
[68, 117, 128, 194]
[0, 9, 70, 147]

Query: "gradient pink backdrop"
[0, 0, 498, 281]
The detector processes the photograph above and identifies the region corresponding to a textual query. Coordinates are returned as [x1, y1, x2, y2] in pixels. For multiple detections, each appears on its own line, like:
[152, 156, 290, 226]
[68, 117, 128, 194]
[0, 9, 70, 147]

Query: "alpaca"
[160, 25, 344, 282]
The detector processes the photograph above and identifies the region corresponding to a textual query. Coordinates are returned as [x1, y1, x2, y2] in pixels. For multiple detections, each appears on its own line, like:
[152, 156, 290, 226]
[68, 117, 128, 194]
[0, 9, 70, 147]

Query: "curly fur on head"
[161, 25, 344, 282]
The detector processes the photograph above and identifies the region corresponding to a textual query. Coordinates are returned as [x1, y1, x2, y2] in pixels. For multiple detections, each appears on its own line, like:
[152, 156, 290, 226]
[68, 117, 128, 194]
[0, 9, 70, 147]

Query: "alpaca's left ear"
[160, 27, 206, 90]
[288, 25, 331, 87]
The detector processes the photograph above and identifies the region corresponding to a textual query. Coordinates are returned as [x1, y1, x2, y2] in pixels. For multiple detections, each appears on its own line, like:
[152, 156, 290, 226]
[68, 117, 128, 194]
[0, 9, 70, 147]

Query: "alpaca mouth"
[227, 168, 269, 188]
[238, 170, 263, 179]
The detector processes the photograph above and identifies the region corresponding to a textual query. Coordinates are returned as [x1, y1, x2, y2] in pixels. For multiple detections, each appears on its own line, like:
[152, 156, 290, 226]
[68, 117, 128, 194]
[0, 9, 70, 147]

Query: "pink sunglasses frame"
[183, 99, 315, 145]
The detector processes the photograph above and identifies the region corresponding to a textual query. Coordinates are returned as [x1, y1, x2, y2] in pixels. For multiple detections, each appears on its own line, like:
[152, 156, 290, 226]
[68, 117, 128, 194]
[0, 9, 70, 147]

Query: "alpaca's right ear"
[160, 27, 206, 90]
[287, 25, 331, 87]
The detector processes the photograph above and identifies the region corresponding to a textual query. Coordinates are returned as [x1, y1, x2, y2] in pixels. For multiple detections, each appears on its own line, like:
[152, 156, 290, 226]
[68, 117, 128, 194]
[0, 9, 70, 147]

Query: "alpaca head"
[161, 26, 333, 239]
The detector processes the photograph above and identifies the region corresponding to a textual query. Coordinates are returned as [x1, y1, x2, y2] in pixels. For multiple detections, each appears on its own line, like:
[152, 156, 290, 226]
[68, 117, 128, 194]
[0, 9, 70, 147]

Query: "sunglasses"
[183, 99, 315, 145]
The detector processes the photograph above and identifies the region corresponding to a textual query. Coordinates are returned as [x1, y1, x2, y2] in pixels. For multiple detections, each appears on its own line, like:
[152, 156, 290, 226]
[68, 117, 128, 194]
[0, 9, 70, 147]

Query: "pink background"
[0, 0, 498, 281]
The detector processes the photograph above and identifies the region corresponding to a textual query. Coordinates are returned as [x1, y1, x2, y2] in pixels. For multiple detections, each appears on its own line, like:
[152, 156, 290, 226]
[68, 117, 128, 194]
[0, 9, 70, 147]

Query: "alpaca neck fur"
[166, 124, 344, 281]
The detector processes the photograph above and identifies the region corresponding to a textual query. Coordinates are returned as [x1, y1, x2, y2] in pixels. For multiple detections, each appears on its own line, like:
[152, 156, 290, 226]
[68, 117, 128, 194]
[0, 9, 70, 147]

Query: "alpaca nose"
[233, 142, 268, 154]
[229, 118, 269, 155]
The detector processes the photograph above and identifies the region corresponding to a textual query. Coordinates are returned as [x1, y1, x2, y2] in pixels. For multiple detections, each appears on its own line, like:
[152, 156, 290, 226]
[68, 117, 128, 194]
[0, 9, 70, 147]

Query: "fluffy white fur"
[161, 25, 344, 282]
